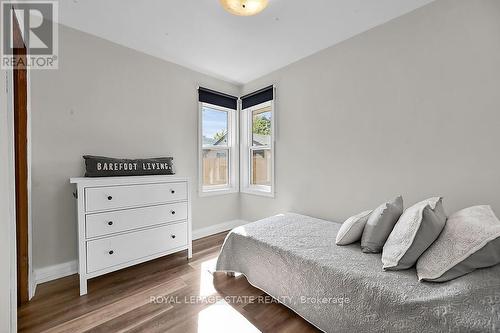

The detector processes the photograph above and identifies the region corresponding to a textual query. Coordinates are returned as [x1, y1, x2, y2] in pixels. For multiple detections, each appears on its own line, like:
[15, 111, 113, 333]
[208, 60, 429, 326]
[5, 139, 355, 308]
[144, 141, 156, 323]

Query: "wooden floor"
[19, 232, 319, 333]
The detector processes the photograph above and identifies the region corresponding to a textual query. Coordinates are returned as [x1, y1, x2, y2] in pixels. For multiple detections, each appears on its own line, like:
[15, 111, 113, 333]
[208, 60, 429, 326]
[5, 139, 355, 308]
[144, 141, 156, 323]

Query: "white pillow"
[336, 210, 372, 245]
[361, 196, 404, 253]
[382, 197, 446, 270]
[416, 205, 500, 282]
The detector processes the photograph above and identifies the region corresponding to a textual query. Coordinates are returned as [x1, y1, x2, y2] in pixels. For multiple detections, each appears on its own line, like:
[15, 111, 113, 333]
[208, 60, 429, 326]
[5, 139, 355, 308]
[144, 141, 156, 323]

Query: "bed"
[215, 213, 500, 333]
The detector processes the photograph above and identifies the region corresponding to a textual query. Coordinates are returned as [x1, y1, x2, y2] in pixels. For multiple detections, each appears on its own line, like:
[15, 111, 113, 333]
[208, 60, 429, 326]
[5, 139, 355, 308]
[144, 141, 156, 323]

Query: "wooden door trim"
[12, 8, 30, 306]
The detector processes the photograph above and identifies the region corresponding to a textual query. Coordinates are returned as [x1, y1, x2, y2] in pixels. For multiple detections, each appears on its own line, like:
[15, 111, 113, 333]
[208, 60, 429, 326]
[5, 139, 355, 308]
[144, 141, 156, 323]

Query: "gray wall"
[31, 25, 241, 269]
[240, 0, 500, 222]
[32, 0, 500, 271]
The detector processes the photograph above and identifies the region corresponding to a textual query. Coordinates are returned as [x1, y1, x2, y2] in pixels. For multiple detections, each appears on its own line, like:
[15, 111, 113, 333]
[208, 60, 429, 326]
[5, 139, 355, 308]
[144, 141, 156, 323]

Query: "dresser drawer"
[85, 202, 188, 239]
[85, 182, 187, 212]
[86, 222, 187, 273]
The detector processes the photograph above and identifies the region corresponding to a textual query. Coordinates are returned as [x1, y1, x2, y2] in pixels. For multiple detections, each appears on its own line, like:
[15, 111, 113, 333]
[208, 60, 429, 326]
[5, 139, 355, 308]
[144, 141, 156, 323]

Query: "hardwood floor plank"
[42, 278, 185, 333]
[126, 289, 212, 333]
[19, 264, 194, 332]
[19, 231, 320, 333]
[86, 301, 173, 333]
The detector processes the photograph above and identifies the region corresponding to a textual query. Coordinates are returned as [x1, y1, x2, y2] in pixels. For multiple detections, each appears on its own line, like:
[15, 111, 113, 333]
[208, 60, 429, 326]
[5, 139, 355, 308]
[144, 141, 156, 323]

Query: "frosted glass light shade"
[219, 0, 269, 16]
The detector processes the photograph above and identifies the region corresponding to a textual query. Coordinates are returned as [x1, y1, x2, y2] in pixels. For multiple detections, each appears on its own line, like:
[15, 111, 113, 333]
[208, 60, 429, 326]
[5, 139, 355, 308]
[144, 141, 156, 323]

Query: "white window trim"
[240, 99, 275, 197]
[198, 102, 239, 197]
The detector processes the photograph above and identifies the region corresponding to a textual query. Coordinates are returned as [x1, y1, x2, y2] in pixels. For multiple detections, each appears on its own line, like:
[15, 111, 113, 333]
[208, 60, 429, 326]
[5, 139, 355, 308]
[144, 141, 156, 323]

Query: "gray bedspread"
[215, 213, 500, 333]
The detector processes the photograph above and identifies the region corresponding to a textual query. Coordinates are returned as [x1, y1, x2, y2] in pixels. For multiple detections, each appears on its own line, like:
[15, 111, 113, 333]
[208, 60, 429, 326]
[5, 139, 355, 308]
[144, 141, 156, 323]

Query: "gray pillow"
[336, 210, 373, 246]
[416, 205, 500, 282]
[382, 197, 446, 270]
[361, 196, 404, 253]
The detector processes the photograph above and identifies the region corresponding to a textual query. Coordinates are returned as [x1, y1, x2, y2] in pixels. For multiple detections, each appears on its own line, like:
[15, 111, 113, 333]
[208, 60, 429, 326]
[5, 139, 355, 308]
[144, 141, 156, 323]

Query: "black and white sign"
[83, 156, 175, 177]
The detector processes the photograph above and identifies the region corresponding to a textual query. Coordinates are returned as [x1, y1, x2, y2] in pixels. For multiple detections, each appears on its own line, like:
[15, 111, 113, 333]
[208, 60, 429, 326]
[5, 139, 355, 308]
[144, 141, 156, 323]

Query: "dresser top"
[70, 175, 189, 186]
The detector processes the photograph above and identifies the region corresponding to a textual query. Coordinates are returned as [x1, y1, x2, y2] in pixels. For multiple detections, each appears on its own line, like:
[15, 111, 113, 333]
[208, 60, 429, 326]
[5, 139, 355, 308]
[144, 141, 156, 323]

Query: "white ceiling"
[59, 0, 435, 84]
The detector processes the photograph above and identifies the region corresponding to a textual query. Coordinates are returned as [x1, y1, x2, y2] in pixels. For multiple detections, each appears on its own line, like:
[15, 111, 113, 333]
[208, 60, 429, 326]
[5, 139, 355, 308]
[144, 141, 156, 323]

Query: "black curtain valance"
[241, 85, 274, 109]
[198, 87, 238, 110]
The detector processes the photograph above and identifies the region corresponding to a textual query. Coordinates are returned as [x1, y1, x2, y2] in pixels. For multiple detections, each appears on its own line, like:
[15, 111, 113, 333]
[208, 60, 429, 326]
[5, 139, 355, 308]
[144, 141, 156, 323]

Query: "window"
[241, 86, 275, 196]
[198, 88, 238, 195]
[201, 106, 229, 187]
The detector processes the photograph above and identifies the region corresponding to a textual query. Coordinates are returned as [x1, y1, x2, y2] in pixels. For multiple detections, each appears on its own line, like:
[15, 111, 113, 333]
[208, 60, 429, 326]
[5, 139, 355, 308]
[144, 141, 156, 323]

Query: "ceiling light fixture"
[219, 0, 269, 16]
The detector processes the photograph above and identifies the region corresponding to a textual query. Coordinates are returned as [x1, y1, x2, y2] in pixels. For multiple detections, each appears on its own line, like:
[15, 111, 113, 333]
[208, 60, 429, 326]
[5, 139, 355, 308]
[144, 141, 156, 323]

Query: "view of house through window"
[202, 106, 229, 187]
[252, 107, 271, 146]
[251, 106, 272, 186]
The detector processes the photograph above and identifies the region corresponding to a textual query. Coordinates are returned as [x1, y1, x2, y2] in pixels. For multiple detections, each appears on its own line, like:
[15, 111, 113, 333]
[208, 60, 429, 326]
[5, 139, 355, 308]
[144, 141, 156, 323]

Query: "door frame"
[27, 62, 34, 300]
[10, 4, 34, 304]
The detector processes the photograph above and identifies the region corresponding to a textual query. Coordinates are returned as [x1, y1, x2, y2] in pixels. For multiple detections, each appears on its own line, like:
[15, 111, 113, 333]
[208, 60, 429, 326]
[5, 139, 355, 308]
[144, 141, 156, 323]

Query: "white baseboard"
[29, 272, 37, 300]
[33, 219, 248, 288]
[35, 260, 78, 285]
[192, 219, 247, 240]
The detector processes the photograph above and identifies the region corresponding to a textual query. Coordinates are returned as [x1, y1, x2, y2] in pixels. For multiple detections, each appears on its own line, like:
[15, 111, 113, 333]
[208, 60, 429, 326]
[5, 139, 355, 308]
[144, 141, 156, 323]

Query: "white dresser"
[70, 176, 192, 296]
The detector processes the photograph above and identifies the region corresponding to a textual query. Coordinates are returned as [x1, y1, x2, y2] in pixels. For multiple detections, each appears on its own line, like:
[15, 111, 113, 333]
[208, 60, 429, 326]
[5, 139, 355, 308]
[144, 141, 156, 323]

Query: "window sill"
[241, 187, 275, 198]
[199, 187, 238, 197]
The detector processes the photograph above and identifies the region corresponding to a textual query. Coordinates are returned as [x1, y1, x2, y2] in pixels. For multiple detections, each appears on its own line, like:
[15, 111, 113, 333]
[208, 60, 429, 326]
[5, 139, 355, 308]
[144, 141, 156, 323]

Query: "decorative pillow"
[382, 197, 446, 270]
[336, 210, 373, 245]
[416, 205, 500, 282]
[361, 196, 404, 253]
[83, 155, 175, 177]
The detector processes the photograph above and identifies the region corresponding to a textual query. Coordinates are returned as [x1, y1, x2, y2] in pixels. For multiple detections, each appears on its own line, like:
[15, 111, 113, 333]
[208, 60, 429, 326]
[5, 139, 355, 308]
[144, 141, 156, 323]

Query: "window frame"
[198, 102, 239, 196]
[240, 99, 275, 197]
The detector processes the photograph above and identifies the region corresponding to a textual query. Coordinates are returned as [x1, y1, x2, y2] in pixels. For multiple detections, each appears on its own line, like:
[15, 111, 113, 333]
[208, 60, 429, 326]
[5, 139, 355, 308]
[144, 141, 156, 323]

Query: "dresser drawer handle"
[170, 210, 176, 215]
[171, 234, 176, 239]
[107, 196, 113, 201]
[108, 250, 114, 255]
[108, 221, 113, 226]
[170, 189, 175, 194]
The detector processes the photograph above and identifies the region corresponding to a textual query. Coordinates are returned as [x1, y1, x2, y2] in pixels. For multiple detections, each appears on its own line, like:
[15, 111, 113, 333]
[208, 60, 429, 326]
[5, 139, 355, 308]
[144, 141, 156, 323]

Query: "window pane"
[202, 107, 228, 147]
[252, 106, 271, 147]
[203, 149, 229, 186]
[251, 149, 271, 186]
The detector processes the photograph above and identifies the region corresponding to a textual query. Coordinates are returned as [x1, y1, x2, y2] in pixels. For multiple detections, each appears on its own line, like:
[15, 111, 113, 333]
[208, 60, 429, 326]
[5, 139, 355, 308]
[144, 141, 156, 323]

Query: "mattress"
[215, 213, 500, 333]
